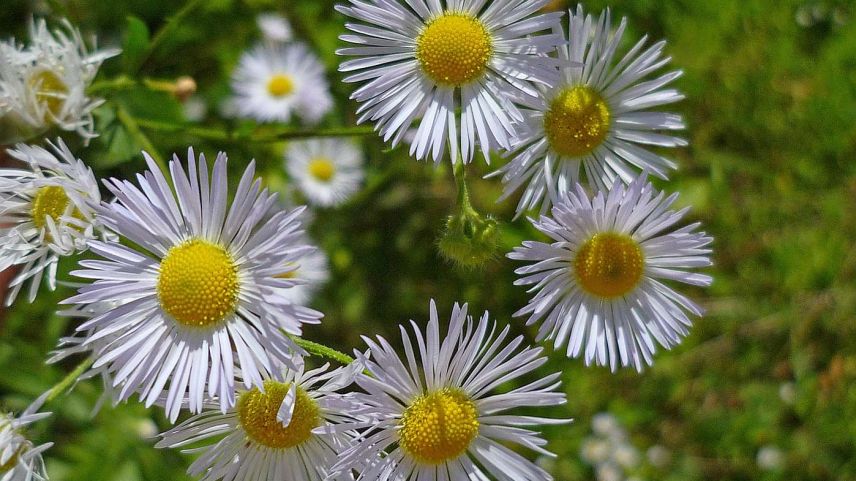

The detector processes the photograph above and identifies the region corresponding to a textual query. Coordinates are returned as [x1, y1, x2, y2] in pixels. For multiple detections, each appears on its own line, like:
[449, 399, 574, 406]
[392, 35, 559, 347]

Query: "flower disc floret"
[399, 388, 480, 465]
[415, 13, 493, 87]
[157, 238, 240, 328]
[574, 232, 644, 298]
[237, 380, 320, 450]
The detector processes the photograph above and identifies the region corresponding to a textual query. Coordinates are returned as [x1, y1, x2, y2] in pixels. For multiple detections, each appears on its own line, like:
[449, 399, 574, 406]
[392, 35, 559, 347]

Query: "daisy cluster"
[0, 2, 714, 481]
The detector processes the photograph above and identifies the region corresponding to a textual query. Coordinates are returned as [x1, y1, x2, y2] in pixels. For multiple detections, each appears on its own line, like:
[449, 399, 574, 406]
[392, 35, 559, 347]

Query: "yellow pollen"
[544, 85, 612, 157]
[29, 70, 68, 118]
[31, 185, 71, 230]
[237, 380, 320, 450]
[157, 239, 240, 328]
[574, 232, 644, 298]
[399, 388, 480, 465]
[267, 74, 295, 97]
[307, 158, 335, 182]
[415, 12, 493, 86]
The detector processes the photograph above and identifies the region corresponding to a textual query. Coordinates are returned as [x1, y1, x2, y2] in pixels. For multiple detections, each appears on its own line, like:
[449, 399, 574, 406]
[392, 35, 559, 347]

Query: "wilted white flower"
[0, 139, 104, 305]
[0, 393, 52, 481]
[0, 19, 117, 143]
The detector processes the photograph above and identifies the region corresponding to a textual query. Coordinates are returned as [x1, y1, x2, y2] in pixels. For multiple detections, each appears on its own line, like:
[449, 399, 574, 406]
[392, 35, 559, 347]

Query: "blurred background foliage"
[1, 0, 855, 480]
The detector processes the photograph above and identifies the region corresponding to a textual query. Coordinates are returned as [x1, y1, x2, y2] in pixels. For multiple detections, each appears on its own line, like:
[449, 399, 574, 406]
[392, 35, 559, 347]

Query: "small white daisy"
[509, 173, 713, 371]
[337, 0, 565, 164]
[63, 148, 322, 421]
[275, 242, 330, 306]
[0, 393, 52, 481]
[0, 19, 117, 143]
[334, 300, 569, 481]
[285, 138, 364, 207]
[156, 358, 363, 481]
[257, 12, 293, 43]
[0, 139, 104, 305]
[230, 43, 332, 124]
[492, 5, 687, 216]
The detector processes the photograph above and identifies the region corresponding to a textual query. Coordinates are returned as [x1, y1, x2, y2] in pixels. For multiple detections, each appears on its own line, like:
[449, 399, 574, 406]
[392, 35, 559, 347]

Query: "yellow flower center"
[544, 85, 612, 157]
[399, 388, 480, 465]
[307, 158, 335, 182]
[267, 73, 295, 97]
[415, 12, 493, 87]
[29, 70, 68, 119]
[574, 232, 644, 298]
[31, 185, 71, 230]
[157, 239, 240, 328]
[237, 380, 320, 450]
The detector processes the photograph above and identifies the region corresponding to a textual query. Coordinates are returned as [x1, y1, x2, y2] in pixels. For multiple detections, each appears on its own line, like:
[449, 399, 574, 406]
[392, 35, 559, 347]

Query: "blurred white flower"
[285, 138, 364, 207]
[779, 382, 797, 405]
[581, 437, 611, 465]
[257, 12, 293, 42]
[613, 443, 640, 469]
[646, 444, 671, 468]
[757, 445, 785, 471]
[230, 42, 332, 124]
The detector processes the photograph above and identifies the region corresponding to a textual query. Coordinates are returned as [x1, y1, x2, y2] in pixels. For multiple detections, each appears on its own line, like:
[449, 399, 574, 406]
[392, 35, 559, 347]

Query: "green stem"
[135, 0, 206, 72]
[289, 335, 355, 365]
[47, 357, 94, 402]
[115, 104, 168, 170]
[134, 118, 375, 143]
[89, 76, 182, 95]
[452, 161, 478, 216]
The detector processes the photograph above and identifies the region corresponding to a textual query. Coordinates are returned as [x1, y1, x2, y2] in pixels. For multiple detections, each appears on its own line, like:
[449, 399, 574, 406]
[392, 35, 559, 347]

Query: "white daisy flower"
[285, 138, 364, 207]
[257, 12, 293, 43]
[334, 300, 569, 481]
[509, 173, 713, 371]
[492, 5, 687, 216]
[0, 19, 117, 143]
[62, 148, 322, 421]
[156, 358, 363, 481]
[276, 243, 330, 306]
[0, 139, 103, 305]
[0, 393, 52, 481]
[337, 0, 565, 164]
[230, 43, 332, 124]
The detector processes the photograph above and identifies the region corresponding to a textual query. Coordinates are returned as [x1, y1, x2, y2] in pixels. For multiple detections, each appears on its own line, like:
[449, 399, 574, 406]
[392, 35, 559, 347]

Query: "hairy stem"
[46, 357, 94, 402]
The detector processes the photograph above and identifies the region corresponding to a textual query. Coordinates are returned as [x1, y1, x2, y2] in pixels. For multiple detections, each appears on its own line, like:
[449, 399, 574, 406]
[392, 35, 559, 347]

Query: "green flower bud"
[437, 208, 500, 269]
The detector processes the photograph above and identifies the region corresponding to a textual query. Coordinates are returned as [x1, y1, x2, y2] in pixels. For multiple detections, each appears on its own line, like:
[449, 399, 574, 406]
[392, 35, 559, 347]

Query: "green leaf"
[122, 16, 151, 72]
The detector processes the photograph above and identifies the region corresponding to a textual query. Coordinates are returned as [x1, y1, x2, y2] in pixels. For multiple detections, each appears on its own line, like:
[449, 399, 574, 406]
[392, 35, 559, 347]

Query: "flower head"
[334, 300, 569, 481]
[0, 139, 104, 305]
[156, 359, 363, 481]
[285, 138, 364, 207]
[63, 148, 321, 420]
[509, 173, 712, 371]
[491, 5, 687, 217]
[230, 43, 332, 124]
[0, 19, 117, 143]
[337, 0, 564, 164]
